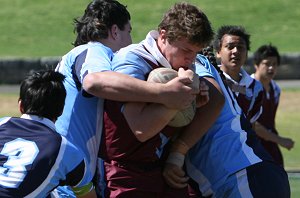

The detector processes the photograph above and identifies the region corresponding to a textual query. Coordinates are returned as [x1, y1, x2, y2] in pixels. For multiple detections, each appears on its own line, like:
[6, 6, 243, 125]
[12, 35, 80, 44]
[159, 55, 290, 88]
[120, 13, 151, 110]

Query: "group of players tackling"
[0, 0, 293, 197]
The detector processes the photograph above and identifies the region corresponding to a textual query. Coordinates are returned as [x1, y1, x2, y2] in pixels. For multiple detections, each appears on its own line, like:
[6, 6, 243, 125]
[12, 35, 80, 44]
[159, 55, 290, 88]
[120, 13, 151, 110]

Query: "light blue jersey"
[185, 54, 268, 196]
[54, 42, 113, 196]
[112, 31, 174, 80]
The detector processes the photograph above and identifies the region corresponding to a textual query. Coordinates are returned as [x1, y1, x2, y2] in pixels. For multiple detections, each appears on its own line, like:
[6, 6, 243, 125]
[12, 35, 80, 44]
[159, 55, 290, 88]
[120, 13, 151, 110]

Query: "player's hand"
[279, 137, 295, 150]
[177, 68, 200, 94]
[163, 163, 189, 189]
[196, 80, 209, 107]
[162, 78, 197, 110]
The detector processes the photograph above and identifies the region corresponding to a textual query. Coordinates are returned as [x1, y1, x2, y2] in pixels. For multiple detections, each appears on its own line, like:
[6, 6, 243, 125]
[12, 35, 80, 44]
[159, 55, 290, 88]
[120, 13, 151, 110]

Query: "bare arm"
[163, 76, 225, 188]
[122, 68, 199, 142]
[123, 102, 178, 142]
[254, 122, 294, 150]
[82, 71, 197, 110]
[171, 76, 225, 154]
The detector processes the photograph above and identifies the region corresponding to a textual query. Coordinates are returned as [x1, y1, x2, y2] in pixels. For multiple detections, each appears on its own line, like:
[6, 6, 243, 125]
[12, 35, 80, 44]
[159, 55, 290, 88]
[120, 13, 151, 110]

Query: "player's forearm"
[171, 77, 225, 154]
[254, 122, 280, 143]
[83, 71, 196, 110]
[83, 71, 163, 102]
[124, 102, 178, 142]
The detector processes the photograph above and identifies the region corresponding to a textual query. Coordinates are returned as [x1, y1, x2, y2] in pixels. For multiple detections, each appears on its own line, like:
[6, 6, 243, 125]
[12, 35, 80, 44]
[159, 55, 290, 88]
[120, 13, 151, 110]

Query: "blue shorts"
[217, 161, 290, 198]
[189, 161, 290, 198]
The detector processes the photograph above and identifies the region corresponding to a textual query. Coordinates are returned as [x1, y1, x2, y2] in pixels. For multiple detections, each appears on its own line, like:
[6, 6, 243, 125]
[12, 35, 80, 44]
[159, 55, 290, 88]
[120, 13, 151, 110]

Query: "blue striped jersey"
[0, 115, 86, 198]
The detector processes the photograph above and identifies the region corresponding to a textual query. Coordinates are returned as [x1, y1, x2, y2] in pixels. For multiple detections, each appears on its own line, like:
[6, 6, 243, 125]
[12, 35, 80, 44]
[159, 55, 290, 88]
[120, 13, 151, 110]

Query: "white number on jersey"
[0, 138, 39, 188]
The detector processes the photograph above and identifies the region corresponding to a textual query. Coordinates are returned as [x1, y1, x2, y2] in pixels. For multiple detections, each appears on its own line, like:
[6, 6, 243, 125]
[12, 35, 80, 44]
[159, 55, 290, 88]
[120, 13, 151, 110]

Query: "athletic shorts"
[103, 160, 189, 198]
[189, 161, 290, 198]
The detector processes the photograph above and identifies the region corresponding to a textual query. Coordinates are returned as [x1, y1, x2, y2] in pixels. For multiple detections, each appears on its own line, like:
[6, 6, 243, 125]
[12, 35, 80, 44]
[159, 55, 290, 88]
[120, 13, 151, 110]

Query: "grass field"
[0, 0, 300, 57]
[0, 88, 300, 196]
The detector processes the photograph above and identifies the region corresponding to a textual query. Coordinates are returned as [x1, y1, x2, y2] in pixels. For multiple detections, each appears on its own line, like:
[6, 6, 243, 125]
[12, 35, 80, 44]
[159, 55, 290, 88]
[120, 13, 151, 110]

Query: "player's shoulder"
[0, 117, 12, 126]
[271, 79, 281, 94]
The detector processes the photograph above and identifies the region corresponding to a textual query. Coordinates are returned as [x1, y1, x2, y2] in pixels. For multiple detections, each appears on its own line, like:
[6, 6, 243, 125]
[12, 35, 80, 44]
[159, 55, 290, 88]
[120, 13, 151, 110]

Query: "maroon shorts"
[103, 160, 189, 198]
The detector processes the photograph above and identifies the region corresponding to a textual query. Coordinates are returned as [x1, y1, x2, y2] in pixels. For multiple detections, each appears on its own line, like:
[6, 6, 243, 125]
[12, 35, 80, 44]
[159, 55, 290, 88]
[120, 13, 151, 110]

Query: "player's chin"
[267, 72, 275, 78]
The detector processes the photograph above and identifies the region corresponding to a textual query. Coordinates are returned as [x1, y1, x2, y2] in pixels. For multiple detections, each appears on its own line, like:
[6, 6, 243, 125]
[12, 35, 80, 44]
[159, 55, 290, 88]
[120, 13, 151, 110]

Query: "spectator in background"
[54, 0, 197, 197]
[0, 70, 96, 198]
[252, 44, 294, 167]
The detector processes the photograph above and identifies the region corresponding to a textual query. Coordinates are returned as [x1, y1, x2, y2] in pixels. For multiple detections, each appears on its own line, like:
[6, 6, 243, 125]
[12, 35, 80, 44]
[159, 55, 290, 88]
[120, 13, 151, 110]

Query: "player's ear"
[18, 99, 25, 114]
[159, 29, 167, 44]
[110, 24, 119, 40]
[216, 51, 221, 59]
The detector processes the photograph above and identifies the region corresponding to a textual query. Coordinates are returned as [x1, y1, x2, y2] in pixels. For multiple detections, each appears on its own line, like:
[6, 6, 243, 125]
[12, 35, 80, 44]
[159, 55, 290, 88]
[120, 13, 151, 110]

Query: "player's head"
[213, 25, 250, 71]
[253, 44, 280, 80]
[157, 2, 214, 70]
[19, 70, 66, 121]
[73, 0, 132, 49]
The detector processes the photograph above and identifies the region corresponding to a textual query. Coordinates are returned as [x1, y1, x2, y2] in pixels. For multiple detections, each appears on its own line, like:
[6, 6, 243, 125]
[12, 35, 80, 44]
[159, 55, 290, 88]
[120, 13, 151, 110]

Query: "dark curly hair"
[213, 25, 250, 53]
[158, 2, 214, 48]
[73, 0, 131, 46]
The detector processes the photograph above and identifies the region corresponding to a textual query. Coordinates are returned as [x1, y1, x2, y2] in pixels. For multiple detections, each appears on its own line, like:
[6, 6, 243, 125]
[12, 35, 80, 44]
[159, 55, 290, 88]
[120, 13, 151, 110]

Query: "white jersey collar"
[21, 114, 56, 131]
[222, 67, 253, 88]
[142, 30, 172, 68]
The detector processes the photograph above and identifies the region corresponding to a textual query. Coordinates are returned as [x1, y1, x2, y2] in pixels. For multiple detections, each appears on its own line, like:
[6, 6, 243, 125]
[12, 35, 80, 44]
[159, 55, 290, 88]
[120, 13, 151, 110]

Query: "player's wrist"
[155, 83, 169, 105]
[171, 138, 190, 155]
[166, 152, 185, 168]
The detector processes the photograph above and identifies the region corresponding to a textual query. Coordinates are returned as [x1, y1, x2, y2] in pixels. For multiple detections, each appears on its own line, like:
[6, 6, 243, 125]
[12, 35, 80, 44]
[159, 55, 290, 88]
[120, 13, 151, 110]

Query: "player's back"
[0, 116, 85, 198]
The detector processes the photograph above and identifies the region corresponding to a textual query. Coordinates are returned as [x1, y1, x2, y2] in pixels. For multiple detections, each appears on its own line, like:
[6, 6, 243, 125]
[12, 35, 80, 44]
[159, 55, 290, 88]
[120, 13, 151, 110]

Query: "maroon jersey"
[100, 100, 180, 163]
[257, 80, 283, 166]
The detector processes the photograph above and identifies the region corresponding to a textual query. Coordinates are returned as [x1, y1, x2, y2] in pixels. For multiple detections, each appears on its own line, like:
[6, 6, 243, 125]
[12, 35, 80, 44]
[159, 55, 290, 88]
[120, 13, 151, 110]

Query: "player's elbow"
[82, 73, 102, 95]
[134, 131, 150, 142]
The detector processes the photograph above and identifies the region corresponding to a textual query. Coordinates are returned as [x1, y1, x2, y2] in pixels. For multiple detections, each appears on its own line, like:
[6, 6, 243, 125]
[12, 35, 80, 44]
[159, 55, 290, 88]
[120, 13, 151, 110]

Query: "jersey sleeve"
[112, 45, 153, 80]
[0, 117, 11, 125]
[195, 54, 215, 79]
[58, 136, 90, 187]
[79, 45, 113, 83]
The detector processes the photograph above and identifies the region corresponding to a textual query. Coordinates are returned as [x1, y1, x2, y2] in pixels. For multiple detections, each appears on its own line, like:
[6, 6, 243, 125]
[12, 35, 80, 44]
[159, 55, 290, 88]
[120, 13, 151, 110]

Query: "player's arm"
[64, 152, 96, 197]
[123, 102, 178, 142]
[123, 68, 197, 142]
[82, 71, 197, 110]
[163, 76, 224, 188]
[254, 122, 294, 150]
[171, 76, 224, 154]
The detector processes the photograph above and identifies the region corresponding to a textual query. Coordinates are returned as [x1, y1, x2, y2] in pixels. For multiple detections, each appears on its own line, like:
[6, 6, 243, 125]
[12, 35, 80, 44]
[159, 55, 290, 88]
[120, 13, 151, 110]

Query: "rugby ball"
[147, 67, 196, 127]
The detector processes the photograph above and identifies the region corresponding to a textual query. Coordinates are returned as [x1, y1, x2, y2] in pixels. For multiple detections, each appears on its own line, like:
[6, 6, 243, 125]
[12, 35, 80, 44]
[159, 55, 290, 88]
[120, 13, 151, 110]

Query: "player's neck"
[254, 73, 271, 91]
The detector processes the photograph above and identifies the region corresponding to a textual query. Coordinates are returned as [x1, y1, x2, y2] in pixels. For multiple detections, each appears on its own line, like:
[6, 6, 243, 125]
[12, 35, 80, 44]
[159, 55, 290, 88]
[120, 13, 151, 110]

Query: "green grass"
[277, 88, 300, 197]
[0, 0, 300, 57]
